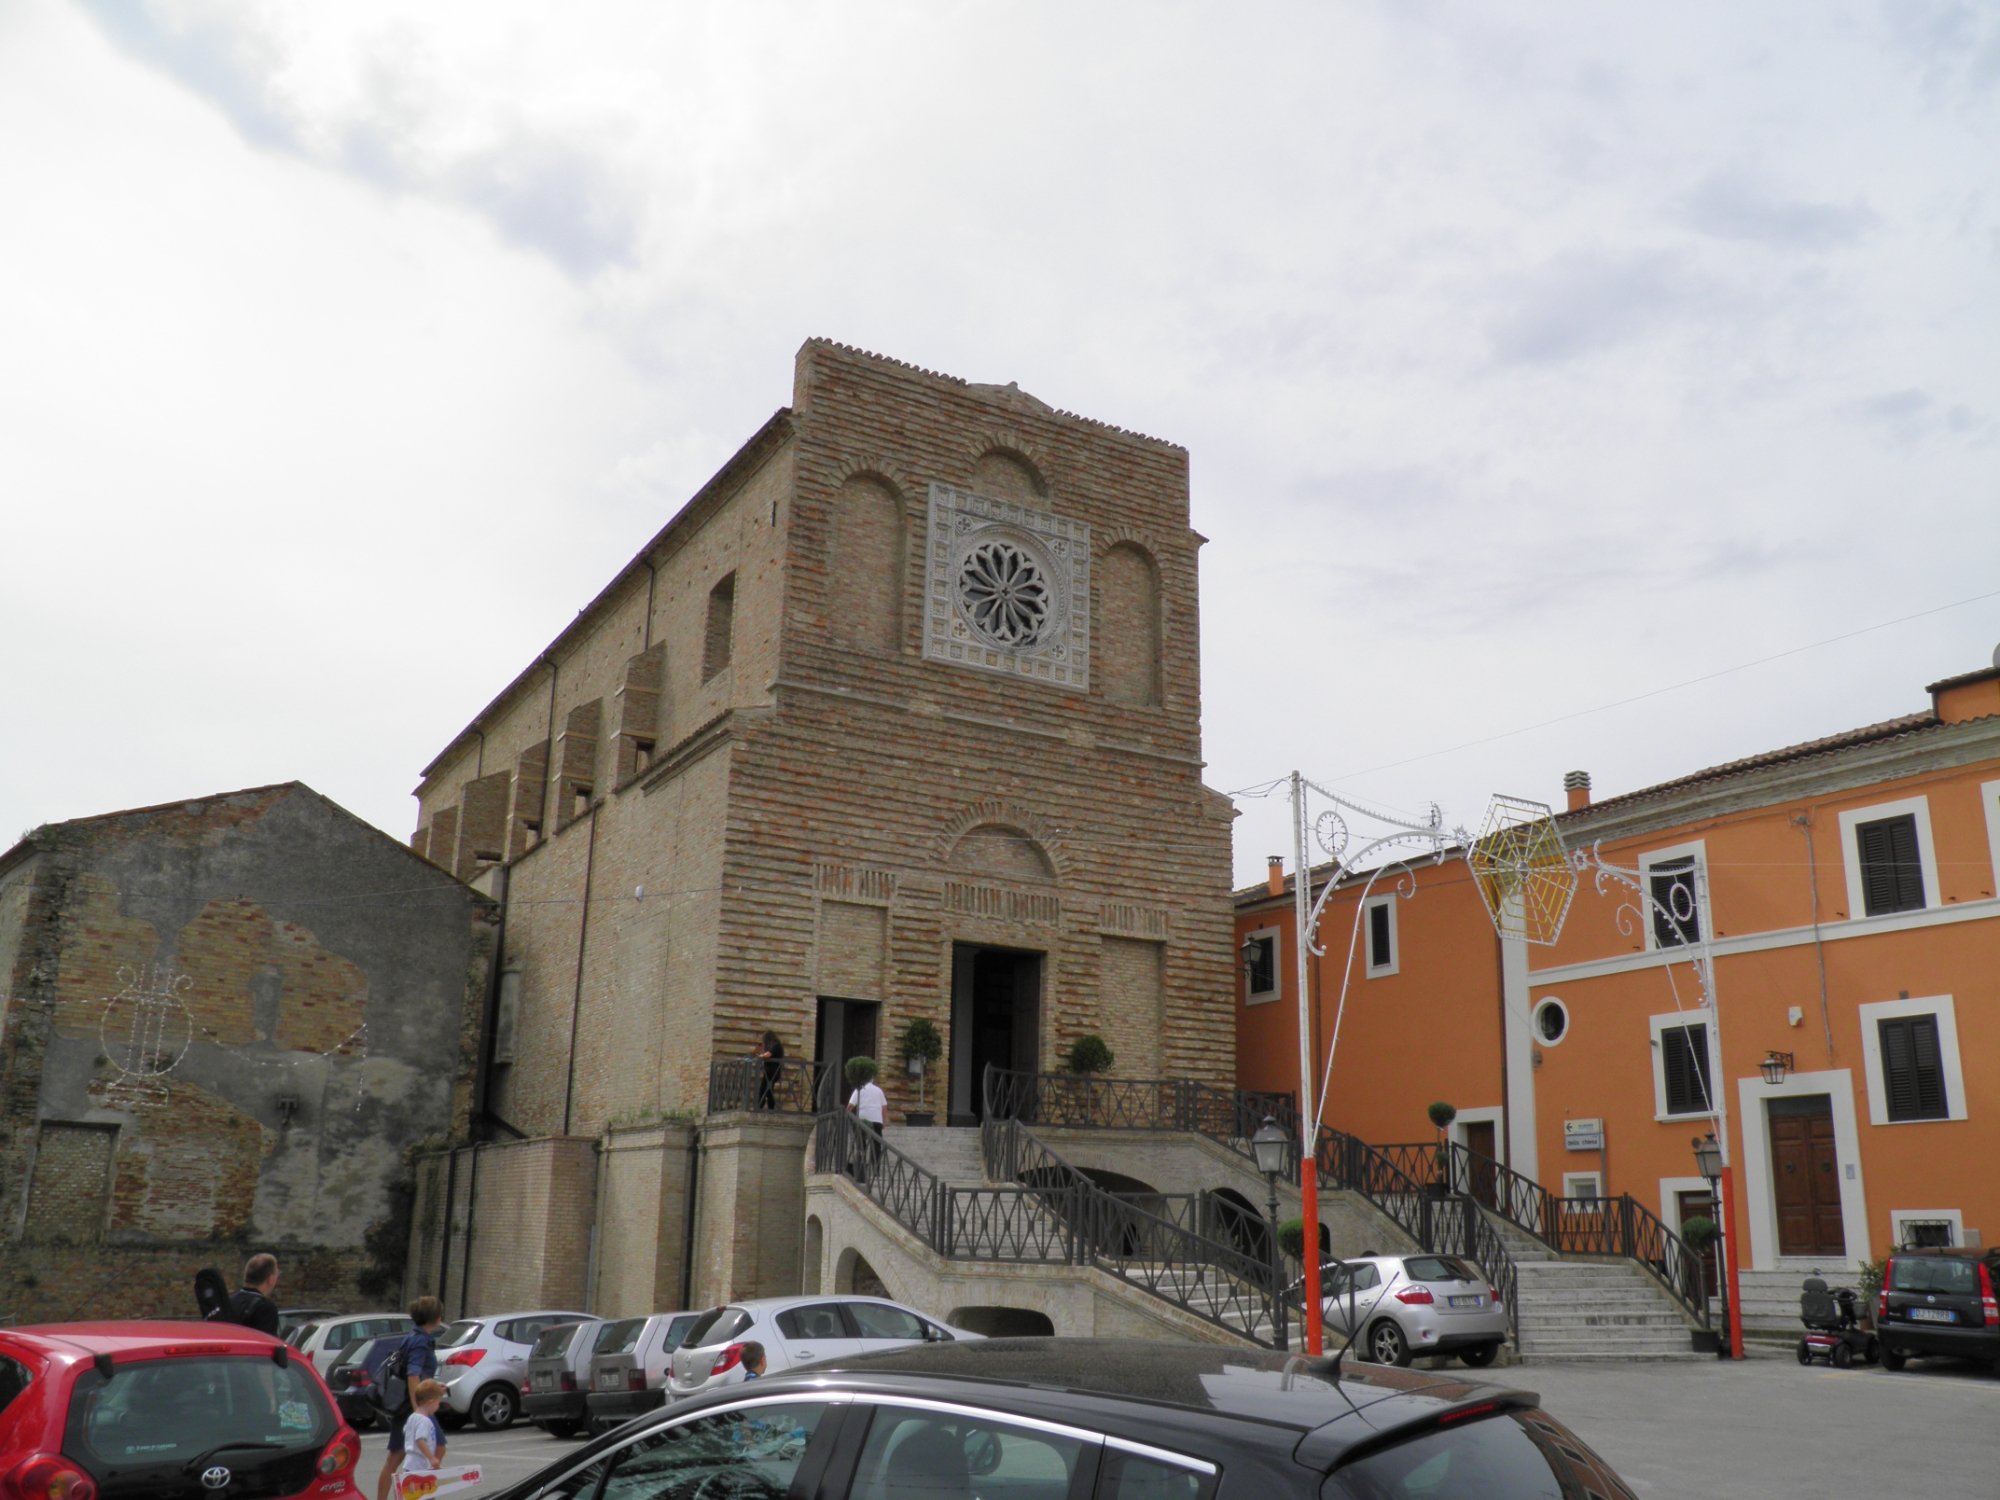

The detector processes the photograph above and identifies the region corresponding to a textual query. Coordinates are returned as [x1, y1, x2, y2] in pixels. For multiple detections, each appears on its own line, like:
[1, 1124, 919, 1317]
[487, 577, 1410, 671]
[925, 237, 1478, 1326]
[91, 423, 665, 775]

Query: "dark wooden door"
[1463, 1120, 1498, 1209]
[1771, 1096, 1845, 1257]
[1677, 1189, 1719, 1296]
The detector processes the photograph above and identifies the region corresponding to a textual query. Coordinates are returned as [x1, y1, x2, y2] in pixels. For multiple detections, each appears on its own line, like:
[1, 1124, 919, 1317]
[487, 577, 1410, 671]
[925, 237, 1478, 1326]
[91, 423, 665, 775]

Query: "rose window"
[956, 539, 1051, 646]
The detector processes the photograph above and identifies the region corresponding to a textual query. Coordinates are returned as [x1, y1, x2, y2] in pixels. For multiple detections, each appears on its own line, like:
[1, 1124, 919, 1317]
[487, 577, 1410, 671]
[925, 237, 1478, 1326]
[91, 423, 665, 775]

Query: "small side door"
[773, 1303, 862, 1371]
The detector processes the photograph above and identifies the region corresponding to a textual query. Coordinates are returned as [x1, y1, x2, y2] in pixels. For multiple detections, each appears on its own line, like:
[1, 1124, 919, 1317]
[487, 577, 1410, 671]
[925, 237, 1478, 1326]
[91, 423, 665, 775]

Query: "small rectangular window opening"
[1878, 1014, 1948, 1121]
[1368, 902, 1393, 969]
[1648, 856, 1700, 946]
[1857, 814, 1925, 916]
[703, 573, 736, 682]
[1661, 1023, 1713, 1117]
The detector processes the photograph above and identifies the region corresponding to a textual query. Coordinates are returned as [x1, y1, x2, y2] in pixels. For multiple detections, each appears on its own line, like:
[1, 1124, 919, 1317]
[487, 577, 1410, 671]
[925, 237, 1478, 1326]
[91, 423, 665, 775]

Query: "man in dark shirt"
[226, 1253, 281, 1336]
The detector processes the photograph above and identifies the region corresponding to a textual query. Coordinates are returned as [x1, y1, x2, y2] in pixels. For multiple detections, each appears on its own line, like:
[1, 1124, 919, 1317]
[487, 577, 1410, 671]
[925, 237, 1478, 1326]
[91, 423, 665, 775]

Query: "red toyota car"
[0, 1321, 361, 1500]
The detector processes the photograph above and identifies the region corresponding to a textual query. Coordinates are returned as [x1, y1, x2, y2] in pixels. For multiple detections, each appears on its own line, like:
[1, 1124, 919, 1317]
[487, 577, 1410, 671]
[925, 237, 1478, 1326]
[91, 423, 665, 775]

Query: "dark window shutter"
[1879, 1015, 1947, 1121]
[1369, 904, 1392, 968]
[1859, 815, 1924, 916]
[1662, 1024, 1711, 1115]
[1649, 858, 1699, 946]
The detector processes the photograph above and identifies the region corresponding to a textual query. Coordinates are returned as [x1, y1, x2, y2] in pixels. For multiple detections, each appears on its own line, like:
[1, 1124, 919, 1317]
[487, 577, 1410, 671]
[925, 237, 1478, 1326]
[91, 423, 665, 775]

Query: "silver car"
[435, 1308, 592, 1429]
[1315, 1253, 1507, 1368]
[667, 1295, 977, 1400]
[523, 1317, 608, 1437]
[286, 1311, 411, 1377]
[586, 1311, 702, 1431]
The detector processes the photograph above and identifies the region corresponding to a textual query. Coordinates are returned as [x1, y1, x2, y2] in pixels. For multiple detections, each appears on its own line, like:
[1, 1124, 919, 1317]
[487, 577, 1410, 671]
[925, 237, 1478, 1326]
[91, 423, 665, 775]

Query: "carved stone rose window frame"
[922, 482, 1091, 689]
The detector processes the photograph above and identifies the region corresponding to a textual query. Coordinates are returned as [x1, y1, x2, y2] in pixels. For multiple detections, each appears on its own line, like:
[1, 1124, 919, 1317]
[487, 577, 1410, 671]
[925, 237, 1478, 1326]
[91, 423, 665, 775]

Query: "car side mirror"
[924, 1324, 951, 1342]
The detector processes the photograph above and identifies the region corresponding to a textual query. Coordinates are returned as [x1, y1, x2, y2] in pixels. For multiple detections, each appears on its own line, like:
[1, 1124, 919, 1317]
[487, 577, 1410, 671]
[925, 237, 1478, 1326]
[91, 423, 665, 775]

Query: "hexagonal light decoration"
[1469, 795, 1577, 946]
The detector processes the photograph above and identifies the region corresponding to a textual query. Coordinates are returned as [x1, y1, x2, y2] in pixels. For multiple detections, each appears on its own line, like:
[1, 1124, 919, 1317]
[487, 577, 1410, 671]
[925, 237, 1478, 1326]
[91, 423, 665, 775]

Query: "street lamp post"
[1693, 1132, 1731, 1358]
[1252, 1115, 1291, 1351]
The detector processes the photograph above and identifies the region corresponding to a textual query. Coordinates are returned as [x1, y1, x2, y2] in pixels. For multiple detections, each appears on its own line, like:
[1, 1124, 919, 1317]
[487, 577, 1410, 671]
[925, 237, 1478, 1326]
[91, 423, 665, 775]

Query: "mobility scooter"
[1797, 1275, 1877, 1368]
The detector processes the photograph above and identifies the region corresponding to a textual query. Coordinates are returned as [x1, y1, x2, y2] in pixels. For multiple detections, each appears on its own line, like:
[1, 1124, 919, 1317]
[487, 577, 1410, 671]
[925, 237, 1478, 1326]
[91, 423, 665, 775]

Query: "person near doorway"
[755, 1030, 786, 1109]
[847, 1062, 887, 1183]
[227, 1253, 281, 1335]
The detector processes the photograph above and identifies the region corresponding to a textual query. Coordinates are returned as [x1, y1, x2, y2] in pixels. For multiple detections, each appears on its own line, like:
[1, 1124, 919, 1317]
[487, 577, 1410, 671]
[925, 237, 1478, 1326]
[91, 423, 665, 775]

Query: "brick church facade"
[408, 341, 1236, 1313]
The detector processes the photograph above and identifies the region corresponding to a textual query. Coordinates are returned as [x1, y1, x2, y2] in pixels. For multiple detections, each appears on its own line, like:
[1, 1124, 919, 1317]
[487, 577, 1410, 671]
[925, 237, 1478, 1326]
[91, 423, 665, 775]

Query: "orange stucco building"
[1237, 655, 2000, 1272]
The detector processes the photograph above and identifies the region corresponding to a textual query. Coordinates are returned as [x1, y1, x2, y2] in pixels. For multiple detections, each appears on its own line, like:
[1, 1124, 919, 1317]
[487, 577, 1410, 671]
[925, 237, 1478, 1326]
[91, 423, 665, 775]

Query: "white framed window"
[1562, 1171, 1603, 1203]
[1638, 840, 1707, 950]
[1890, 1209, 1963, 1249]
[1982, 777, 2000, 895]
[1363, 894, 1398, 977]
[1531, 995, 1570, 1046]
[1242, 927, 1280, 1006]
[1649, 1011, 1719, 1121]
[1858, 994, 1966, 1125]
[1837, 796, 1939, 919]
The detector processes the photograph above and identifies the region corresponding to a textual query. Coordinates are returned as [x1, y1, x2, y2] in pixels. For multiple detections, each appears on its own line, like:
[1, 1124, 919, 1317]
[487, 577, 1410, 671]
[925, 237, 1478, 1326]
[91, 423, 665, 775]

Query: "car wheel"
[1796, 1339, 1812, 1365]
[1459, 1342, 1499, 1369]
[473, 1382, 519, 1430]
[1833, 1342, 1854, 1369]
[1366, 1320, 1411, 1367]
[1879, 1346, 1906, 1372]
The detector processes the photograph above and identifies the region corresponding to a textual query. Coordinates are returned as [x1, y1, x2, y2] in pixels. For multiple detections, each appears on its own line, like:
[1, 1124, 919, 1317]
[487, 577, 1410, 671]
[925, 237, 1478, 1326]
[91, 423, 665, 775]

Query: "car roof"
[705, 1338, 1539, 1464]
[5, 1321, 288, 1359]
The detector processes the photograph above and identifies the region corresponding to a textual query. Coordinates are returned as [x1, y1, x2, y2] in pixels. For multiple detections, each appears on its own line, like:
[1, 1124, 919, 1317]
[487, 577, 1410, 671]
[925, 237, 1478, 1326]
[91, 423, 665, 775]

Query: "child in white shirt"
[398, 1380, 447, 1492]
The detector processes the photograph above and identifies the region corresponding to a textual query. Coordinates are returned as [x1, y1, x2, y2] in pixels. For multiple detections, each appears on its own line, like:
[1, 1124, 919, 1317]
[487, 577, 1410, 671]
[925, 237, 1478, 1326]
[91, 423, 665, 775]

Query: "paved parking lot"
[361, 1350, 2000, 1499]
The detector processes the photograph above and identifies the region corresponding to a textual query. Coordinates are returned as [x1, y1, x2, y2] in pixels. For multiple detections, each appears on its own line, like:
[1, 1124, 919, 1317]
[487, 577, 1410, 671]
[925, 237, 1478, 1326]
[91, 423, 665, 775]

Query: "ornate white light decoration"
[99, 964, 195, 1099]
[1468, 795, 1578, 947]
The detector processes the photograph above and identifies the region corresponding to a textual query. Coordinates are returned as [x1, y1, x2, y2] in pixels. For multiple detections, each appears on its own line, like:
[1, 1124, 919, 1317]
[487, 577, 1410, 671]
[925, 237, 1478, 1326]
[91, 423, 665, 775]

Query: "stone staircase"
[881, 1124, 993, 1185]
[1511, 1260, 1707, 1362]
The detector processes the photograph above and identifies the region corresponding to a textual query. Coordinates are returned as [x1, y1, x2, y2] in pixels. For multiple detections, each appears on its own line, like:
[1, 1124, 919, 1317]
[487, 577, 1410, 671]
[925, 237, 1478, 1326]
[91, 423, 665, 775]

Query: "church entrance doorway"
[816, 996, 880, 1110]
[949, 944, 1042, 1123]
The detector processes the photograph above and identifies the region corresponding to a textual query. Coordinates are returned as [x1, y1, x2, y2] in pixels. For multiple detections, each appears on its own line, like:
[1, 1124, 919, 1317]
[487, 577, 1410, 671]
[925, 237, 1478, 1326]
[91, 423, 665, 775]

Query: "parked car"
[585, 1311, 703, 1430]
[435, 1309, 592, 1430]
[0, 1320, 362, 1499]
[277, 1307, 336, 1342]
[287, 1311, 413, 1376]
[1305, 1253, 1509, 1368]
[323, 1332, 407, 1431]
[667, 1294, 978, 1401]
[1875, 1246, 2000, 1374]
[478, 1336, 1637, 1500]
[521, 1317, 606, 1438]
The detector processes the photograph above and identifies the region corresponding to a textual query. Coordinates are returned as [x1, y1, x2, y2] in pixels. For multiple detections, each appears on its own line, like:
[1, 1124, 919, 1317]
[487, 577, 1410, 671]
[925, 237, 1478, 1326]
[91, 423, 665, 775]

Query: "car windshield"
[434, 1321, 482, 1349]
[598, 1319, 646, 1355]
[1891, 1258, 1979, 1295]
[1324, 1409, 1636, 1499]
[532, 1325, 581, 1359]
[684, 1307, 754, 1346]
[68, 1356, 334, 1479]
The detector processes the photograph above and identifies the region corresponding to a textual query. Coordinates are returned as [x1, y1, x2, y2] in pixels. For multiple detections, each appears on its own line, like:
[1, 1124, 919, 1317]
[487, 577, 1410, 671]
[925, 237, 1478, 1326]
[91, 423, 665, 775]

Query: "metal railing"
[982, 1068, 1292, 1137]
[706, 1056, 826, 1115]
[982, 1114, 1285, 1345]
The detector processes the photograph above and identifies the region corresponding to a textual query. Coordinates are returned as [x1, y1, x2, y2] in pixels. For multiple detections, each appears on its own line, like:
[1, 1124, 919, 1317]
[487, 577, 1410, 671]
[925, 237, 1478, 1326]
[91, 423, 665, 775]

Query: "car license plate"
[597, 1369, 622, 1390]
[1909, 1307, 1956, 1323]
[533, 1372, 553, 1390]
[1448, 1295, 1483, 1308]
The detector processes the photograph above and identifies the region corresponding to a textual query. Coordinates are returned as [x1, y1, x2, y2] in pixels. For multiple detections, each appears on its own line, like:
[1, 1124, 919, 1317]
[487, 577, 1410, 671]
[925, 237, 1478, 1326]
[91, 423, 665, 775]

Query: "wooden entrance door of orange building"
[1463, 1120, 1498, 1209]
[1770, 1096, 1845, 1258]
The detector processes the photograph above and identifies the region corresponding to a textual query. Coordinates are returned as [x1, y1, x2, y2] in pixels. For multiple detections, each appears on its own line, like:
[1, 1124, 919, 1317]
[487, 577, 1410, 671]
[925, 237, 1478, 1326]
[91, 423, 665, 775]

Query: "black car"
[324, 1331, 407, 1430]
[1875, 1247, 2000, 1374]
[482, 1336, 1635, 1499]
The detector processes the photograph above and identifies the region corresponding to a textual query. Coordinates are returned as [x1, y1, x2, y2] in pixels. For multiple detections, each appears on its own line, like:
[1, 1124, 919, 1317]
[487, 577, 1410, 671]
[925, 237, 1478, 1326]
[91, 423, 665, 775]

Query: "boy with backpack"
[376, 1297, 446, 1500]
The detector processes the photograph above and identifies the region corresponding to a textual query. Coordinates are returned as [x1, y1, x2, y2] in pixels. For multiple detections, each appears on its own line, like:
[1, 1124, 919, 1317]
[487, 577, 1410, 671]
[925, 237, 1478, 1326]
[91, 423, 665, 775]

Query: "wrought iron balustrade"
[706, 1056, 825, 1115]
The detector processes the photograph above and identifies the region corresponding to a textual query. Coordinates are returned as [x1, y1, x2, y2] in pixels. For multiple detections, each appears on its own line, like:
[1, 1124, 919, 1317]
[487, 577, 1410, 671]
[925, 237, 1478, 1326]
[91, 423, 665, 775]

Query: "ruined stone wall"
[0, 785, 494, 1316]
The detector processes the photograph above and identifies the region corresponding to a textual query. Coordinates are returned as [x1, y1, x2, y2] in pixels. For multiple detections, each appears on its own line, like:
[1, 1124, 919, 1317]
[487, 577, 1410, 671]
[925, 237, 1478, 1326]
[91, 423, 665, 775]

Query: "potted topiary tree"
[1426, 1101, 1458, 1195]
[1059, 1035, 1114, 1123]
[899, 1017, 943, 1126]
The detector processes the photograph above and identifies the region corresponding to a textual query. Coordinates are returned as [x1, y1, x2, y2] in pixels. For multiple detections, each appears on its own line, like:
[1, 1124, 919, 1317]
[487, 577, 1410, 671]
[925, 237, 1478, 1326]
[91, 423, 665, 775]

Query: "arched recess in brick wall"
[947, 825, 1056, 883]
[827, 475, 904, 650]
[1098, 541, 1162, 706]
[972, 447, 1047, 503]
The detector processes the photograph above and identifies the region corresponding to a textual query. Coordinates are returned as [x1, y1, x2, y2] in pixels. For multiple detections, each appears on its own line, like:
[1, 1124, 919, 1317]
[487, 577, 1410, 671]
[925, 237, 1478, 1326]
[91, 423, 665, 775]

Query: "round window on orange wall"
[1533, 996, 1569, 1045]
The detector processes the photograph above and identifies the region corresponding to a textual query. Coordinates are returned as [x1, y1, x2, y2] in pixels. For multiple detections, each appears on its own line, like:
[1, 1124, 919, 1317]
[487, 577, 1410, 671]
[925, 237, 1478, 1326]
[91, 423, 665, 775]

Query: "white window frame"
[1890, 1208, 1963, 1249]
[1858, 994, 1966, 1125]
[1637, 840, 1708, 951]
[1363, 894, 1399, 978]
[1242, 927, 1281, 1007]
[1562, 1171, 1603, 1203]
[1838, 796, 1939, 920]
[1531, 995, 1570, 1047]
[1982, 777, 2000, 895]
[1650, 1011, 1721, 1122]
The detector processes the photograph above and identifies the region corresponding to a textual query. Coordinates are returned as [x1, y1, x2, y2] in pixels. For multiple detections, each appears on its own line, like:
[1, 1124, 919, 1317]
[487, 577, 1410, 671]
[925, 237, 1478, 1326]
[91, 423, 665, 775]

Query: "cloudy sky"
[3, 0, 1995, 886]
